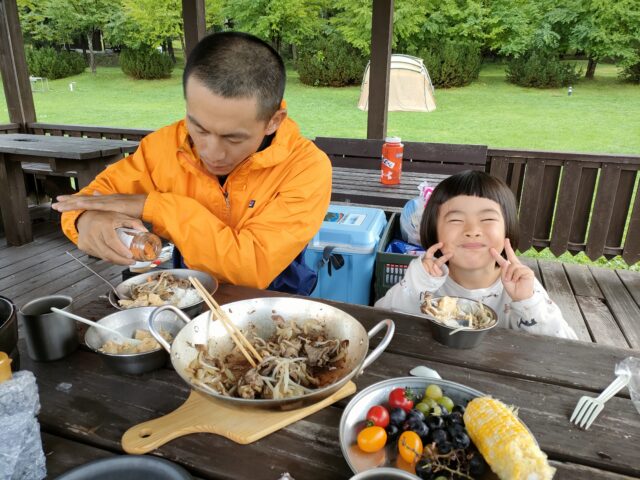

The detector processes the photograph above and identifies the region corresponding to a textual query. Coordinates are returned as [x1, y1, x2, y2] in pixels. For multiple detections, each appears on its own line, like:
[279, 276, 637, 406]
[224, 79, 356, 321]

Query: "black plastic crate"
[374, 213, 419, 301]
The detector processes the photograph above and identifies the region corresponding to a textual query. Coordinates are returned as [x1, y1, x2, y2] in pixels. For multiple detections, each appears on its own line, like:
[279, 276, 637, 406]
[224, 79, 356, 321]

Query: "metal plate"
[109, 268, 217, 309]
[339, 377, 500, 479]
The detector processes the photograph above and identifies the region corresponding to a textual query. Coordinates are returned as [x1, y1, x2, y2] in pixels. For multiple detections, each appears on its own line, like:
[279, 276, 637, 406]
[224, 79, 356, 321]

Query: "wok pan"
[148, 297, 394, 410]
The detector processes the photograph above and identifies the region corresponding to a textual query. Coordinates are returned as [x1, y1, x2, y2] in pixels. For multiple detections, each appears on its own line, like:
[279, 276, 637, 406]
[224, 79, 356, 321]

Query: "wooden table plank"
[0, 133, 137, 159]
[538, 260, 591, 341]
[519, 256, 543, 284]
[577, 296, 630, 348]
[564, 263, 604, 298]
[43, 432, 116, 478]
[214, 285, 631, 396]
[22, 345, 640, 479]
[617, 269, 640, 306]
[590, 266, 640, 349]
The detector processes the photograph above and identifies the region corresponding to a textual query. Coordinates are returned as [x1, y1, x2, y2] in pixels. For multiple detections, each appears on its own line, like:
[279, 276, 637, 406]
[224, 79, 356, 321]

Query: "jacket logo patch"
[248, 200, 256, 208]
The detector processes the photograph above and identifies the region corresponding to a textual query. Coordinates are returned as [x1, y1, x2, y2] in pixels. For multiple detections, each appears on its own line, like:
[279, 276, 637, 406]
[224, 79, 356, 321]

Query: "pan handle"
[148, 305, 191, 353]
[360, 319, 395, 374]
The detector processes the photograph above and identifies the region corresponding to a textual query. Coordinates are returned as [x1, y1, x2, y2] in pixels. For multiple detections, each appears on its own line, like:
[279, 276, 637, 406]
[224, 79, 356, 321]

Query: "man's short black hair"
[183, 31, 286, 121]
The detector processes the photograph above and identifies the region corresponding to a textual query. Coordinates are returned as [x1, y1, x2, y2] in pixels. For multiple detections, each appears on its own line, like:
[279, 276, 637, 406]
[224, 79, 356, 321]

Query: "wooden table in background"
[331, 167, 448, 211]
[0, 133, 138, 246]
[20, 284, 640, 480]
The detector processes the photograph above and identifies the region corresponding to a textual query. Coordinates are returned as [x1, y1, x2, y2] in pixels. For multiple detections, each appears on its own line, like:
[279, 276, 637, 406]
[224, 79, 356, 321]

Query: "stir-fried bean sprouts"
[185, 317, 349, 399]
[118, 272, 198, 308]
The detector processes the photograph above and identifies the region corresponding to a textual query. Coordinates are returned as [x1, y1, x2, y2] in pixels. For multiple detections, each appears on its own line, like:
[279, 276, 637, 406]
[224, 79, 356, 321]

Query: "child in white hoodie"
[375, 170, 577, 340]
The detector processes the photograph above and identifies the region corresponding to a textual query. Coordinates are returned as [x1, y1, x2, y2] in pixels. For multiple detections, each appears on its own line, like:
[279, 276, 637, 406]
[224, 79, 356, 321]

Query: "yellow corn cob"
[463, 397, 555, 480]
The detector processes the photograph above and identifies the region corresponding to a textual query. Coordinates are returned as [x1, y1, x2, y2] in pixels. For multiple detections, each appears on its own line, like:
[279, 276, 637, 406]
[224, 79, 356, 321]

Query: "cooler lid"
[308, 205, 387, 252]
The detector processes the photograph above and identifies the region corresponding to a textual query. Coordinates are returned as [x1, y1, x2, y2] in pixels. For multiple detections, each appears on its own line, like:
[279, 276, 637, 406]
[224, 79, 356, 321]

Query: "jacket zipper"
[223, 189, 230, 209]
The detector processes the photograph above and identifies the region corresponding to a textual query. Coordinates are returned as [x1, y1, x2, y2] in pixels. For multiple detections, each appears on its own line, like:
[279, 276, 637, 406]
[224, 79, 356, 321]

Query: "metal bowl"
[349, 467, 418, 479]
[56, 455, 192, 479]
[422, 296, 498, 349]
[85, 307, 183, 375]
[340, 377, 495, 479]
[107, 268, 217, 318]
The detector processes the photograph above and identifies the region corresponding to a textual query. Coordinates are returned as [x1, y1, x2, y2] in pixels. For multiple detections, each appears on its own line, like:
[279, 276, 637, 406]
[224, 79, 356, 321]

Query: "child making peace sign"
[376, 171, 577, 340]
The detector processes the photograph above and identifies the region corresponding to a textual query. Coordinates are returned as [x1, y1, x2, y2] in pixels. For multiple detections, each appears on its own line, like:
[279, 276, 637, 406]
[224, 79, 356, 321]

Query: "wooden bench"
[314, 137, 488, 174]
[315, 136, 488, 210]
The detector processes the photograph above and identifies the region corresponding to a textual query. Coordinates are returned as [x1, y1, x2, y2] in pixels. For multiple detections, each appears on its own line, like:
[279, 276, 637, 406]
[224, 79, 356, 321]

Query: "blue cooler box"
[305, 205, 387, 305]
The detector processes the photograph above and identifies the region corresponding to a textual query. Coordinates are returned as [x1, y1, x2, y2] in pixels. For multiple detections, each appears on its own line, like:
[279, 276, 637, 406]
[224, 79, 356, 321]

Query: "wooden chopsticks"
[188, 276, 263, 368]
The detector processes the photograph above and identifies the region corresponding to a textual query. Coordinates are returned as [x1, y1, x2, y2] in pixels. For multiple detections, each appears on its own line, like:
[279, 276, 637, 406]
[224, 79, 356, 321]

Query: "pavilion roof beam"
[367, 0, 393, 140]
[0, 0, 36, 130]
[182, 0, 206, 60]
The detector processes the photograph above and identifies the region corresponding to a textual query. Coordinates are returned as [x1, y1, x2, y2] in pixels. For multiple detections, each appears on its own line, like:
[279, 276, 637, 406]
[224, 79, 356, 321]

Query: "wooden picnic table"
[0, 133, 138, 246]
[20, 283, 640, 479]
[332, 167, 448, 211]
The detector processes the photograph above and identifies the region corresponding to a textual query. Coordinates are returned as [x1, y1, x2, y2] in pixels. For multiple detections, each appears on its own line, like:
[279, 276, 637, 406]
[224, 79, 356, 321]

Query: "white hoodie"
[375, 256, 578, 340]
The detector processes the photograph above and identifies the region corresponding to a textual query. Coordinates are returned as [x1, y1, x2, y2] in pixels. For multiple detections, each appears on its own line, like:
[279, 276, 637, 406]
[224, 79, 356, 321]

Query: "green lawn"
[1, 61, 639, 270]
[2, 61, 640, 154]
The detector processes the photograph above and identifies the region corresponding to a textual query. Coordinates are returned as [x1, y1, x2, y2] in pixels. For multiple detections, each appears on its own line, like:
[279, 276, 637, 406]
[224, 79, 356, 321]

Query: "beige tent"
[358, 54, 436, 112]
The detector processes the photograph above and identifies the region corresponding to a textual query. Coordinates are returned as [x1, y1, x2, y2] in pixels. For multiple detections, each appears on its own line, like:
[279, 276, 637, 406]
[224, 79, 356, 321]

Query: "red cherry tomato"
[357, 426, 387, 453]
[388, 387, 414, 412]
[366, 405, 390, 428]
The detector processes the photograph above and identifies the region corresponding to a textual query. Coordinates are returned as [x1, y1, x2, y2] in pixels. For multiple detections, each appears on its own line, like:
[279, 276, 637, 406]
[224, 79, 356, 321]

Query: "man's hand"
[52, 193, 147, 219]
[490, 238, 535, 302]
[421, 242, 454, 277]
[76, 211, 148, 265]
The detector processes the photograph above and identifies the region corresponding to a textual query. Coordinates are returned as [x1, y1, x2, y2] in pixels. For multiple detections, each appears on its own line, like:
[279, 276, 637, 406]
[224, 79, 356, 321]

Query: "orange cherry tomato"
[357, 425, 387, 453]
[398, 431, 423, 464]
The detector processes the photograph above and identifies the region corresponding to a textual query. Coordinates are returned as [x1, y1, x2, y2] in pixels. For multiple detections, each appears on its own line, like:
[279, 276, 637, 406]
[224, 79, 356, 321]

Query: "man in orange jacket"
[52, 32, 332, 292]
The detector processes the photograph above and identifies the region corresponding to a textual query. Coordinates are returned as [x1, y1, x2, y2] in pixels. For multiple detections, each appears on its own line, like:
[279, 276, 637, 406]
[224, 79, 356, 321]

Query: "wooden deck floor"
[2, 219, 639, 349]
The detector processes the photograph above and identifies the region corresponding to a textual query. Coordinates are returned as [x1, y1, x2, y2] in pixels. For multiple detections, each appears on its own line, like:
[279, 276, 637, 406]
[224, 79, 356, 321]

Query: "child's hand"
[422, 242, 453, 277]
[490, 239, 534, 302]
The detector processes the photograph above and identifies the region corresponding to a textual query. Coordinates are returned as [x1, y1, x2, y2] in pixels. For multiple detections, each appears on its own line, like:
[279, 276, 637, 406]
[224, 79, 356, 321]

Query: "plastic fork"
[570, 373, 630, 429]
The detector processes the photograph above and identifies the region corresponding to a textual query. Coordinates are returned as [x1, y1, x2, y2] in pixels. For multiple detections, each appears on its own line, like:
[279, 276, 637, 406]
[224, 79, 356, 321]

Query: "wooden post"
[182, 0, 206, 60]
[367, 0, 393, 140]
[0, 0, 37, 130]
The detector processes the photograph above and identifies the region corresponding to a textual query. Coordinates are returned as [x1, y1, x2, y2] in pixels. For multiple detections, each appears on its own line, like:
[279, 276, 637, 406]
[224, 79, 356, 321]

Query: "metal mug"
[19, 295, 78, 361]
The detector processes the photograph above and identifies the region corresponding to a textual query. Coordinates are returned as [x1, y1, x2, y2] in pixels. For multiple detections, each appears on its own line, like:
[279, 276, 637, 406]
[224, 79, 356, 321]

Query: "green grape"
[415, 402, 431, 415]
[436, 396, 454, 413]
[434, 476, 448, 480]
[431, 404, 442, 416]
[425, 384, 443, 400]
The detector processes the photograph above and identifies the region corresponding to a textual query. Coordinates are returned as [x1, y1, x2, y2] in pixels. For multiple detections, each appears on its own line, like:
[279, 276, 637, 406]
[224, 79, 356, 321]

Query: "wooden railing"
[0, 123, 20, 134]
[488, 148, 640, 265]
[2, 123, 638, 265]
[27, 122, 152, 141]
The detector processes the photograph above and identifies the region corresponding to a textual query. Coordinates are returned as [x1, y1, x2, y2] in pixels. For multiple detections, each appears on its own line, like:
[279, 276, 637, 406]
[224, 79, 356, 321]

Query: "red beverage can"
[381, 136, 403, 185]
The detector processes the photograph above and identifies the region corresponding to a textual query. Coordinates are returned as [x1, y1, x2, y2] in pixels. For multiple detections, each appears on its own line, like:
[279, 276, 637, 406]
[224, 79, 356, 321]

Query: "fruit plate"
[339, 377, 500, 479]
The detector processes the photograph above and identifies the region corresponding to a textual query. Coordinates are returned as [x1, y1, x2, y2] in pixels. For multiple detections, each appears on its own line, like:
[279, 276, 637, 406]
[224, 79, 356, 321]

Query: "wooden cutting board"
[121, 381, 356, 454]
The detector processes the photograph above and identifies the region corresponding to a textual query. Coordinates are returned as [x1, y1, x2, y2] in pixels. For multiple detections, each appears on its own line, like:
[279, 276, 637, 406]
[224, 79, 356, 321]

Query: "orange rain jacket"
[61, 117, 332, 289]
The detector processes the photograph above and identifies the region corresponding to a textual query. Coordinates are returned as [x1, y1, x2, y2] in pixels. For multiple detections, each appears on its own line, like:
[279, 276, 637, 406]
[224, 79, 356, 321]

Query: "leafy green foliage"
[295, 33, 367, 87]
[106, 0, 182, 50]
[119, 47, 174, 79]
[223, 0, 328, 52]
[25, 47, 86, 79]
[421, 42, 482, 88]
[506, 51, 582, 88]
[620, 58, 640, 84]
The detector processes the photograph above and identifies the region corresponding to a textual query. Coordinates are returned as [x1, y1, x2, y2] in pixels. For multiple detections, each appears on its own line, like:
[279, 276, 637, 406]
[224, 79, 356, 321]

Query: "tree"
[224, 0, 328, 54]
[331, 0, 487, 56]
[42, 0, 121, 73]
[118, 0, 183, 61]
[568, 0, 640, 79]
